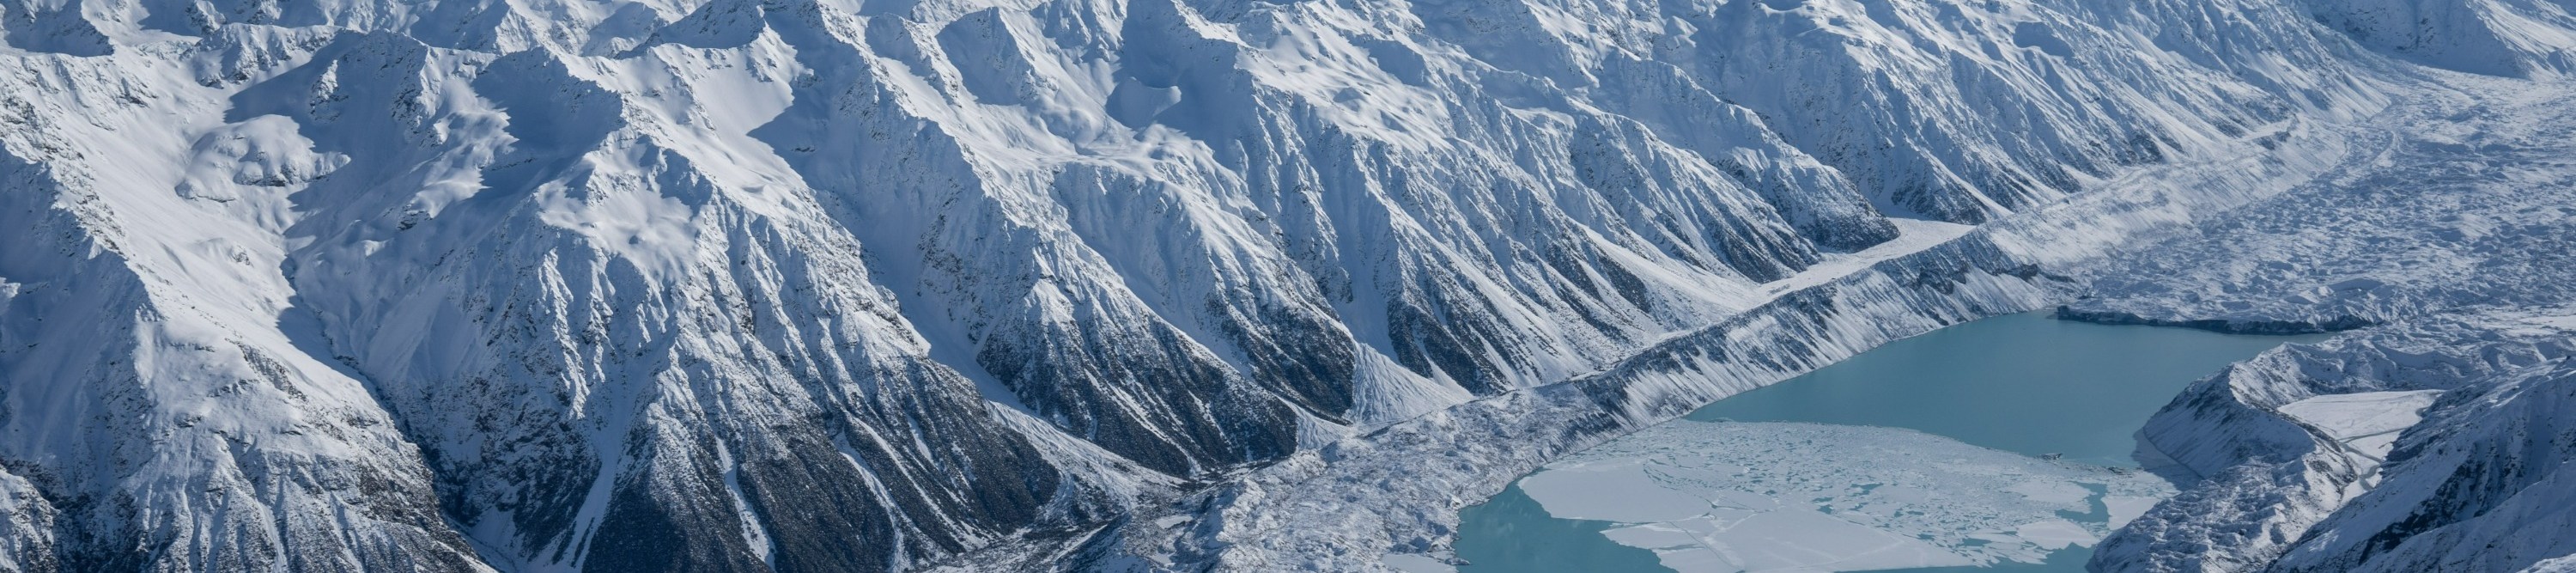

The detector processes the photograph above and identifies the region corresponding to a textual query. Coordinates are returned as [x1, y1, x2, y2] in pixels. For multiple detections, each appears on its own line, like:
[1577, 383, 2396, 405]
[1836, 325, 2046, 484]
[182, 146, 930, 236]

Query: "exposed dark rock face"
[0, 0, 2460, 569]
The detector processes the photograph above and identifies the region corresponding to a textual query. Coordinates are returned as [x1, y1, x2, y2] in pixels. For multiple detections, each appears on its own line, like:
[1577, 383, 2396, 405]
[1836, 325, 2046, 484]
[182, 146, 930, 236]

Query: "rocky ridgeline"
[1, 0, 2569, 570]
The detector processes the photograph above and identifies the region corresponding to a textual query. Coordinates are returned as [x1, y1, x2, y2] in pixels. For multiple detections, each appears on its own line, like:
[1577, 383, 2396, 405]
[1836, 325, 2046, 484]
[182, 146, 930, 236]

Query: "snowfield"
[2093, 307, 2576, 573]
[2073, 72, 2576, 573]
[2062, 75, 2576, 336]
[0, 0, 2572, 570]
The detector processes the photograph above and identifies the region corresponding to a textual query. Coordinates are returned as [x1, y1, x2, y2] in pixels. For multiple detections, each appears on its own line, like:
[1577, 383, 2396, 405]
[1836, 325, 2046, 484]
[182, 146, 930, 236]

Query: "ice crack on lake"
[1516, 421, 2174, 573]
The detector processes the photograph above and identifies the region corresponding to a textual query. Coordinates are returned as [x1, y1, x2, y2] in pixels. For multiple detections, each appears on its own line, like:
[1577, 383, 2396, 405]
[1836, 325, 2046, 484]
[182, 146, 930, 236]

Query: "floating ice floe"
[1515, 421, 2172, 572]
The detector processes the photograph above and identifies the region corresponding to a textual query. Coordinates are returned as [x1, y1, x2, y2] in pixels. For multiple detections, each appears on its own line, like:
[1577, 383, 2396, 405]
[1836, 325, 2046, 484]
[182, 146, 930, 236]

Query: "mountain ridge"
[3, 0, 2570, 570]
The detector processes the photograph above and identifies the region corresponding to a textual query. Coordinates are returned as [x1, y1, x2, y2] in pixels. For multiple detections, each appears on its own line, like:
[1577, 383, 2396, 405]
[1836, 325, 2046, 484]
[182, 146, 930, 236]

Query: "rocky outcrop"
[0, 0, 2485, 570]
[2098, 310, 2576, 573]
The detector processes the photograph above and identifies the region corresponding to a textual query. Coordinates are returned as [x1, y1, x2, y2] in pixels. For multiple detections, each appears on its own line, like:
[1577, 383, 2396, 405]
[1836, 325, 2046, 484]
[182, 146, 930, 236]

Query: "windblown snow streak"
[0, 0, 2543, 570]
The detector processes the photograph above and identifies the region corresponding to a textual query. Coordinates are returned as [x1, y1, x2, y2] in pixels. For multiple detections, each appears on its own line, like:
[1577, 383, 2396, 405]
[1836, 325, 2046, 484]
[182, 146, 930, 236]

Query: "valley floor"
[2064, 73, 2576, 334]
[2069, 75, 2576, 573]
[9, 0, 2576, 570]
[1047, 73, 2576, 572]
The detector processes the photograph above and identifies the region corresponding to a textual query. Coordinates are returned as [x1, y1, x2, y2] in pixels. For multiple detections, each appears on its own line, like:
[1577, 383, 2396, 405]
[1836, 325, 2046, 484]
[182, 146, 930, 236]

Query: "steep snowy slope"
[2299, 0, 2576, 77]
[0, 0, 2476, 570]
[2075, 73, 2576, 573]
[2065, 77, 2576, 334]
[2, 25, 1145, 572]
[2097, 309, 2576, 573]
[2271, 351, 2576, 573]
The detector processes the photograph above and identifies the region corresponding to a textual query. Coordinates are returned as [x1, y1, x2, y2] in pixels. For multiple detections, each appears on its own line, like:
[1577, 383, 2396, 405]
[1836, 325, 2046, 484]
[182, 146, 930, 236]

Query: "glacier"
[2071, 68, 2576, 573]
[2091, 308, 2576, 573]
[0, 0, 2571, 570]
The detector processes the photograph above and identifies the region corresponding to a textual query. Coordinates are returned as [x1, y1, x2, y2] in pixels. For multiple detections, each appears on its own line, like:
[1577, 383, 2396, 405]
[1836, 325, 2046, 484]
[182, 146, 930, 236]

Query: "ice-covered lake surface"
[1452, 313, 2329, 573]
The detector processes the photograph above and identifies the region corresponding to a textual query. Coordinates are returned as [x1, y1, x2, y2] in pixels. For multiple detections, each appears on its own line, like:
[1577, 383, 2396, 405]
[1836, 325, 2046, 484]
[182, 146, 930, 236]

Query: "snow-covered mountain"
[2099, 308, 2576, 573]
[2077, 65, 2576, 573]
[0, 0, 2563, 570]
[2304, 0, 2576, 77]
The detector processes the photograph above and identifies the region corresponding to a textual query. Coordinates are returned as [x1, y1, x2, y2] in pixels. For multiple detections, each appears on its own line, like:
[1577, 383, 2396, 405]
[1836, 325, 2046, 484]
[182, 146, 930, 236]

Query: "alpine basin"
[1454, 312, 2330, 572]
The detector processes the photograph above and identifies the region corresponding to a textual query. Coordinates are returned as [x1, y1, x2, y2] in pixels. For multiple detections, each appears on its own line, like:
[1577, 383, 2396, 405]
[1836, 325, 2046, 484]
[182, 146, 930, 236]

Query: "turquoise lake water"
[1453, 312, 2330, 573]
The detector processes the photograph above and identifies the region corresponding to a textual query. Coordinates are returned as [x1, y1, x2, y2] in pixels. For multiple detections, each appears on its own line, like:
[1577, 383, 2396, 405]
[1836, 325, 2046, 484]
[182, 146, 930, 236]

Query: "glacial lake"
[1449, 312, 2330, 573]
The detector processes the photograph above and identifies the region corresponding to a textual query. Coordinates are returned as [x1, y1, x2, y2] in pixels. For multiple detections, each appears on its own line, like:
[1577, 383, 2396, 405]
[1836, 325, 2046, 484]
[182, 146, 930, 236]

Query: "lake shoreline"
[1454, 313, 2326, 572]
